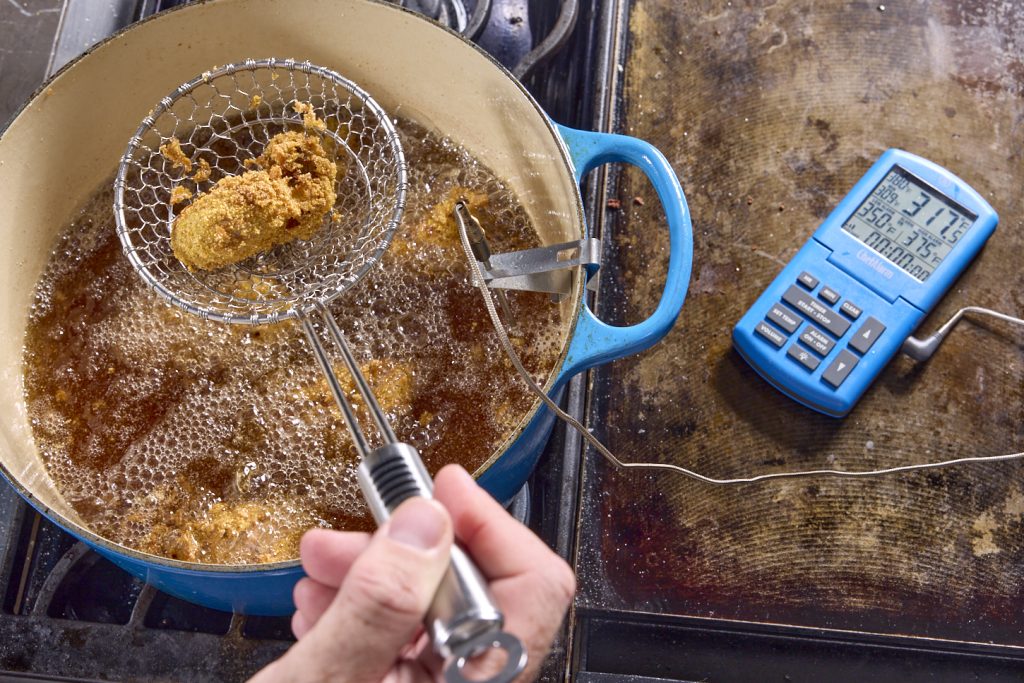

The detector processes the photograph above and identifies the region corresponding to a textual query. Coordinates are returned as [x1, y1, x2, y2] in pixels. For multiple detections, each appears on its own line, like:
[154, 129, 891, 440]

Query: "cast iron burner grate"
[390, 0, 580, 78]
[139, 0, 579, 79]
[395, 0, 478, 34]
[0, 484, 291, 681]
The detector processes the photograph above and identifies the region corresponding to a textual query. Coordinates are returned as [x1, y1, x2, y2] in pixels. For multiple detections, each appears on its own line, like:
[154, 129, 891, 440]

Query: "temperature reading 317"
[733, 149, 998, 417]
[844, 169, 975, 282]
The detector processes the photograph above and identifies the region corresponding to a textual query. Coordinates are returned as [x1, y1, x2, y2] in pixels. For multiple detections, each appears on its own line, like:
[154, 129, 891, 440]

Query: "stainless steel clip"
[454, 202, 601, 298]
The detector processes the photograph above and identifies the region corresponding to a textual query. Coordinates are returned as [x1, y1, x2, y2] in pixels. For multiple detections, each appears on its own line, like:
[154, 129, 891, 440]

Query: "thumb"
[297, 497, 453, 682]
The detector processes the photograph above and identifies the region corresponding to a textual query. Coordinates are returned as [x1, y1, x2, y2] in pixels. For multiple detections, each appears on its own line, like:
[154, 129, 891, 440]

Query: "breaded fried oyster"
[171, 130, 337, 271]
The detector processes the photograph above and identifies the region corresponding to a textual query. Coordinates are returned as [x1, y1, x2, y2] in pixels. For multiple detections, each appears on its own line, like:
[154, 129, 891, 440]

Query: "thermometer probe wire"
[902, 307, 1024, 361]
[456, 214, 1024, 486]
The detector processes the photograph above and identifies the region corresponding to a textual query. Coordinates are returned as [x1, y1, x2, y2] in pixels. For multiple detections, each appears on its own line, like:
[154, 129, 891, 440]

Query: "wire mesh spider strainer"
[112, 59, 525, 683]
[114, 58, 406, 323]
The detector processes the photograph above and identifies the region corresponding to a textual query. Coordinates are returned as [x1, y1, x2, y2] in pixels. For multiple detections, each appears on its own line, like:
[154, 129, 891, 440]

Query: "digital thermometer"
[732, 149, 998, 417]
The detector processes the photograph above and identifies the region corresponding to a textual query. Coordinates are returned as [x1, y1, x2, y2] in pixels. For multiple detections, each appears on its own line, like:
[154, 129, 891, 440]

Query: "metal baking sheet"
[576, 0, 1024, 649]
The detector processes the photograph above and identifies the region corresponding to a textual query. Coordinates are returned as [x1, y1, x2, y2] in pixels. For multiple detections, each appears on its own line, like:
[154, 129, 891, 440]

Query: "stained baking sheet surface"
[577, 0, 1024, 646]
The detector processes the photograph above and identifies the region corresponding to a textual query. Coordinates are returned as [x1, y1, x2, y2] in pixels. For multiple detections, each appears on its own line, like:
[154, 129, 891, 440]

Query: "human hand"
[249, 464, 576, 682]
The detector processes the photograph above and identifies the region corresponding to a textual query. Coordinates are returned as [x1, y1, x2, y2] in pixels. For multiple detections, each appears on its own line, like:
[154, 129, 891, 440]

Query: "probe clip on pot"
[454, 201, 1024, 486]
[114, 59, 526, 683]
[454, 201, 601, 301]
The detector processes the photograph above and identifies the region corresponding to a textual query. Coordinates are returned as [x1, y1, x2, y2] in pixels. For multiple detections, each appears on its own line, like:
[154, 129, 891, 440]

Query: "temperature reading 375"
[733, 149, 998, 417]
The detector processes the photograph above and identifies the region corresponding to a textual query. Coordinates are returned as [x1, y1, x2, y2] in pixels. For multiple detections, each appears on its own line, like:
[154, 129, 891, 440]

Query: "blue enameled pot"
[0, 0, 692, 615]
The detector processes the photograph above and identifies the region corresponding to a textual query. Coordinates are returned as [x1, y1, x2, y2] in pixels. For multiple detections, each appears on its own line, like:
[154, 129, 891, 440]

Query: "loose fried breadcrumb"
[169, 185, 193, 205]
[257, 129, 335, 180]
[171, 130, 337, 270]
[292, 100, 326, 132]
[303, 358, 415, 417]
[138, 488, 315, 564]
[159, 137, 192, 172]
[354, 359, 415, 415]
[250, 94, 262, 109]
[191, 158, 212, 183]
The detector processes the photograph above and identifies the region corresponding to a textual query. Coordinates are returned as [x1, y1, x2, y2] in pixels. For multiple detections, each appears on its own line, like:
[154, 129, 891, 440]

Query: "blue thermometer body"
[733, 149, 998, 417]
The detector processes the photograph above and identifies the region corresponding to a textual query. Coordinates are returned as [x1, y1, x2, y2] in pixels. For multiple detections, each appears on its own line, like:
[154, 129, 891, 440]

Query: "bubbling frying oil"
[23, 121, 565, 564]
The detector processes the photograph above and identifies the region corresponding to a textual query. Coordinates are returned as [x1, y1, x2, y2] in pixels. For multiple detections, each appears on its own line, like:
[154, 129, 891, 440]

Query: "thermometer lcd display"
[841, 166, 977, 282]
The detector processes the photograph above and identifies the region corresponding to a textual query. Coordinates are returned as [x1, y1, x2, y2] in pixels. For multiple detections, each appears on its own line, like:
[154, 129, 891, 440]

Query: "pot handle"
[555, 124, 694, 378]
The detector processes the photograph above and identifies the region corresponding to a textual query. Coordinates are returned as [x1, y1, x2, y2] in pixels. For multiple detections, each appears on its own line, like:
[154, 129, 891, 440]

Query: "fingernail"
[388, 498, 446, 550]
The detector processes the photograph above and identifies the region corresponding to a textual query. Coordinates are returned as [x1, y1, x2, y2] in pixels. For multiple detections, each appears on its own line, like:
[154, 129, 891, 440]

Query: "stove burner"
[396, 0, 471, 34]
[393, 0, 567, 74]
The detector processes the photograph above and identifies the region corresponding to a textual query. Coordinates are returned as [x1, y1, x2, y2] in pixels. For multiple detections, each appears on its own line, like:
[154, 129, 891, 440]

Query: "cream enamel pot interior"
[0, 0, 693, 615]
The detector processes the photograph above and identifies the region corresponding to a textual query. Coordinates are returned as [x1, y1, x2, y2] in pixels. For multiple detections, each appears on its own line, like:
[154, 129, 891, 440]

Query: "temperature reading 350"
[841, 167, 976, 282]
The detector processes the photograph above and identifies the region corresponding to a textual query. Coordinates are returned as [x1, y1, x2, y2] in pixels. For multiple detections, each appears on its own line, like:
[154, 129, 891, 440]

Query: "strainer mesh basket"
[113, 58, 407, 324]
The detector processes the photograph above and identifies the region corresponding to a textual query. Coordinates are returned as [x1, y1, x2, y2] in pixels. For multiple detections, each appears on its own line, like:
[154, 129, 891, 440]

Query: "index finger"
[432, 464, 562, 580]
[299, 528, 372, 587]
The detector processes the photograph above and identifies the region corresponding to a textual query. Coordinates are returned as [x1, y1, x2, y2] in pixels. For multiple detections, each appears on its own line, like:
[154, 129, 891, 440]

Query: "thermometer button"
[797, 272, 819, 290]
[839, 301, 863, 320]
[754, 321, 787, 348]
[799, 326, 836, 357]
[822, 349, 859, 388]
[767, 304, 801, 333]
[781, 285, 852, 338]
[818, 286, 841, 305]
[849, 317, 886, 354]
[786, 344, 821, 371]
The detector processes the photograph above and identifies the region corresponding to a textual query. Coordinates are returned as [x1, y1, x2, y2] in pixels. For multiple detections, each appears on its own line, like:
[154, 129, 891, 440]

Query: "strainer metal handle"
[302, 305, 527, 683]
[113, 59, 524, 681]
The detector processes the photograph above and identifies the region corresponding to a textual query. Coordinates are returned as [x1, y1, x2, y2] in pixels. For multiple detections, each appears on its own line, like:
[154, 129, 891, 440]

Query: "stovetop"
[0, 406, 580, 681]
[6, 1, 1024, 682]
